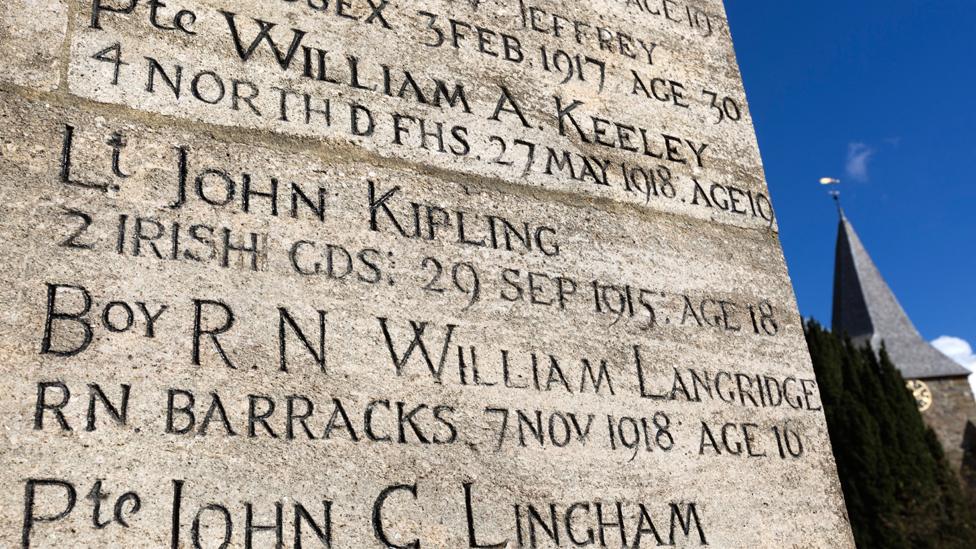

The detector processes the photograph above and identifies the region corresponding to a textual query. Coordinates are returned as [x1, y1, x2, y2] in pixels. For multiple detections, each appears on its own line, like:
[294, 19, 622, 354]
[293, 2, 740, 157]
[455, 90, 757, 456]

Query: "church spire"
[831, 213, 969, 379]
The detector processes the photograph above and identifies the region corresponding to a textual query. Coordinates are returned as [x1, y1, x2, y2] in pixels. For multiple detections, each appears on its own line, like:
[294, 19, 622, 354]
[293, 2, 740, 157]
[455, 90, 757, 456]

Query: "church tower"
[832, 211, 976, 477]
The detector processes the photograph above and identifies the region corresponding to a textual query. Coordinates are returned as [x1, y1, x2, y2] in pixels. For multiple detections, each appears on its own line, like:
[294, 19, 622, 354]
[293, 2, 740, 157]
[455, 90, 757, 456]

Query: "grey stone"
[65, 0, 775, 230]
[833, 212, 970, 379]
[0, 0, 854, 546]
[0, 0, 68, 91]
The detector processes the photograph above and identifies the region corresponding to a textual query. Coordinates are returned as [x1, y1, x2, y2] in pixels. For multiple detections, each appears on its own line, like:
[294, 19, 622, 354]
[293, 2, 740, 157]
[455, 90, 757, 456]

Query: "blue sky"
[725, 1, 976, 369]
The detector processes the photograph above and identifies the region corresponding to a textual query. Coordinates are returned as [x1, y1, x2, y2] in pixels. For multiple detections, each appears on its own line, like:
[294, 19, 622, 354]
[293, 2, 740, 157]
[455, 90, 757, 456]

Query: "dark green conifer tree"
[805, 321, 976, 548]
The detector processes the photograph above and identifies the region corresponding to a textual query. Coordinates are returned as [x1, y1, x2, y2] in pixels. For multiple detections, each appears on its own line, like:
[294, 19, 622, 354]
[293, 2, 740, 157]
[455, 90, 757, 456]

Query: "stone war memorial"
[0, 0, 856, 547]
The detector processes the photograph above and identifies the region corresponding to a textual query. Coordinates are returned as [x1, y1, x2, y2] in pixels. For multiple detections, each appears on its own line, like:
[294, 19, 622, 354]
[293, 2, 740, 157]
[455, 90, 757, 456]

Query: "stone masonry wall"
[923, 376, 976, 477]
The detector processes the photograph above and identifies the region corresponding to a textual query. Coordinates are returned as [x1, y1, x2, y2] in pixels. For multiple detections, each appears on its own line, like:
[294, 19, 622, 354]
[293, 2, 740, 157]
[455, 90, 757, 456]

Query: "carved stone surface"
[0, 1, 854, 547]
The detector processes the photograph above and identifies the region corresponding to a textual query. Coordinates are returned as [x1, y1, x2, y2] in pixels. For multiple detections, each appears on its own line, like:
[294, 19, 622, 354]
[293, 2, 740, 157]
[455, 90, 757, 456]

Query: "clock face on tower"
[906, 380, 933, 412]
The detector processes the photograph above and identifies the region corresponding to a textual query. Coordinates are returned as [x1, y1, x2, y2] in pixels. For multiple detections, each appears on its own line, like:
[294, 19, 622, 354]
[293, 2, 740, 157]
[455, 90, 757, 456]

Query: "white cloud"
[932, 336, 976, 400]
[845, 142, 875, 181]
[932, 336, 976, 367]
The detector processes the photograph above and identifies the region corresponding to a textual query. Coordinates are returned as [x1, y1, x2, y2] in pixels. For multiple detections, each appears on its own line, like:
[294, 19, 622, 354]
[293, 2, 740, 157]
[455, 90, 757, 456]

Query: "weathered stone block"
[0, 0, 68, 90]
[0, 0, 854, 546]
[65, 0, 774, 229]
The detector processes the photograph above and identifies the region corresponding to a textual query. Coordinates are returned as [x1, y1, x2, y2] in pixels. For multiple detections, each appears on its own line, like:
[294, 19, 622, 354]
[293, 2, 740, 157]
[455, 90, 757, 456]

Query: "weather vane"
[820, 177, 842, 213]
